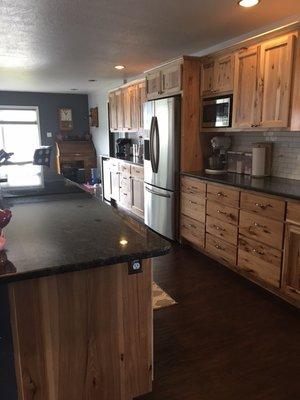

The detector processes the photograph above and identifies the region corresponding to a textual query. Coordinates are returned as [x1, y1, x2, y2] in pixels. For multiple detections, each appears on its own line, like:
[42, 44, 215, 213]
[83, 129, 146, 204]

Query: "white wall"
[88, 79, 122, 164]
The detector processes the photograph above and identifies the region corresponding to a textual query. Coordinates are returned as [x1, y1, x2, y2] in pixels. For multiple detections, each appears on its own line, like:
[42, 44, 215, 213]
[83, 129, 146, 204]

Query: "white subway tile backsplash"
[227, 132, 300, 180]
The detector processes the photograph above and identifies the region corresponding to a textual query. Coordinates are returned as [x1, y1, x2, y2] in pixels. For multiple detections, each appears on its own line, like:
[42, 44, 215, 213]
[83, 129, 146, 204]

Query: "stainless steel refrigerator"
[143, 96, 181, 240]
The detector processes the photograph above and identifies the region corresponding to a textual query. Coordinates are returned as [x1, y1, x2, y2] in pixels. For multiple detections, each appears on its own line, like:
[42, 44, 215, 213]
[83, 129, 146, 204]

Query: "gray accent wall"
[0, 91, 90, 167]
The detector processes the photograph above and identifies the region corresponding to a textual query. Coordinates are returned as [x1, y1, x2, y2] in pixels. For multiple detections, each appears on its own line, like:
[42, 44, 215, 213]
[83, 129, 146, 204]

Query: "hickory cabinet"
[180, 175, 300, 308]
[108, 79, 146, 132]
[201, 53, 234, 96]
[106, 158, 144, 218]
[233, 33, 296, 129]
[146, 60, 182, 100]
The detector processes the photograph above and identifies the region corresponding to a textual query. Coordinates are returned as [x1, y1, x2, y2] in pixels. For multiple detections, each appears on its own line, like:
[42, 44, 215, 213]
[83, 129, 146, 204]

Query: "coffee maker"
[205, 136, 231, 174]
[116, 138, 132, 158]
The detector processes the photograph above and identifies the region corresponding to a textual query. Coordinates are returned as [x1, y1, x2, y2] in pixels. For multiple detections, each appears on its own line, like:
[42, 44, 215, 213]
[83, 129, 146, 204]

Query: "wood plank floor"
[138, 244, 300, 400]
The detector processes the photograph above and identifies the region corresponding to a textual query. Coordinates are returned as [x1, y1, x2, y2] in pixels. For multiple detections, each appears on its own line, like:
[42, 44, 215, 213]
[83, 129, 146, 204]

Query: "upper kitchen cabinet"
[259, 34, 295, 128]
[233, 32, 297, 130]
[201, 54, 234, 97]
[146, 60, 182, 100]
[232, 46, 260, 129]
[108, 79, 146, 132]
[108, 92, 118, 131]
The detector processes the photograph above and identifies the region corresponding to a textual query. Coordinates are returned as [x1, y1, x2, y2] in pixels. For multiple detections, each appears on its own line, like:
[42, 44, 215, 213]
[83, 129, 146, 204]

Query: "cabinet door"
[108, 92, 117, 131]
[201, 59, 215, 96]
[110, 171, 120, 202]
[131, 177, 144, 217]
[214, 54, 234, 93]
[161, 63, 182, 96]
[282, 223, 300, 303]
[232, 46, 260, 128]
[259, 34, 295, 128]
[137, 81, 146, 130]
[146, 70, 161, 100]
[123, 87, 131, 130]
[129, 85, 139, 131]
[115, 89, 124, 131]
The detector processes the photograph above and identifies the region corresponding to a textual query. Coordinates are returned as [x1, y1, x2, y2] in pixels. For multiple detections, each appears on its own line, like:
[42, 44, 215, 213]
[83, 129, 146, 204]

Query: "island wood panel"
[282, 223, 300, 303]
[9, 260, 152, 400]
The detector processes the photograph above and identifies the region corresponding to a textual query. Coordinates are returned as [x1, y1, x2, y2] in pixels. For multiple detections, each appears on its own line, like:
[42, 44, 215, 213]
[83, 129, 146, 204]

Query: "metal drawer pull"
[189, 200, 198, 205]
[255, 202, 272, 209]
[252, 248, 265, 256]
[217, 210, 234, 219]
[145, 187, 171, 198]
[213, 224, 225, 231]
[215, 244, 225, 251]
[183, 223, 197, 229]
[217, 192, 227, 197]
[253, 222, 267, 229]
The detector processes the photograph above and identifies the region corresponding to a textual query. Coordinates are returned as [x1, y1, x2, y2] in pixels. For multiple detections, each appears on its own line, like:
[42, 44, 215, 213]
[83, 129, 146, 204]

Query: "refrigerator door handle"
[145, 186, 171, 198]
[149, 117, 155, 173]
[153, 117, 160, 173]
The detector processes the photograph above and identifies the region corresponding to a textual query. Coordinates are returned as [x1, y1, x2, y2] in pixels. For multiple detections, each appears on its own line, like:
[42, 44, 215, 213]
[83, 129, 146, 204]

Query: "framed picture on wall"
[58, 108, 73, 131]
[90, 107, 99, 127]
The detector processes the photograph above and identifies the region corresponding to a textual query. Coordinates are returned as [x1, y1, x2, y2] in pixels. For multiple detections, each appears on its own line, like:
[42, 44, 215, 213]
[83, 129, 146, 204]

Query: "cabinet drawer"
[180, 215, 205, 248]
[287, 202, 300, 224]
[207, 184, 239, 207]
[131, 165, 144, 180]
[206, 233, 237, 265]
[241, 192, 285, 221]
[181, 176, 206, 196]
[181, 193, 205, 223]
[238, 235, 282, 268]
[119, 162, 131, 176]
[206, 200, 239, 225]
[120, 175, 131, 191]
[110, 159, 119, 172]
[206, 216, 238, 245]
[239, 211, 284, 250]
[120, 190, 131, 208]
[237, 249, 281, 288]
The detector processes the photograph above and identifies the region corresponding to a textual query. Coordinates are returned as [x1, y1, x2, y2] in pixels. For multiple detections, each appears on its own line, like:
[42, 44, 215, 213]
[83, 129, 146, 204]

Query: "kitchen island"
[0, 164, 171, 400]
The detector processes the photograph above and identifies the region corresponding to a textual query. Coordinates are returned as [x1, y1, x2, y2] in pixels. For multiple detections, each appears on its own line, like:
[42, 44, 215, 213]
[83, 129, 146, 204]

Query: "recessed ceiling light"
[238, 0, 260, 7]
[88, 79, 97, 82]
[70, 88, 78, 91]
[114, 65, 125, 70]
[119, 239, 128, 246]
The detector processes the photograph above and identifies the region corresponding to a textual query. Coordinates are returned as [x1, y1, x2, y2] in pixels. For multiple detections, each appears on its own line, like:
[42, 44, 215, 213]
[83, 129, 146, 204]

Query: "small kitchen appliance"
[205, 136, 231, 174]
[116, 138, 132, 158]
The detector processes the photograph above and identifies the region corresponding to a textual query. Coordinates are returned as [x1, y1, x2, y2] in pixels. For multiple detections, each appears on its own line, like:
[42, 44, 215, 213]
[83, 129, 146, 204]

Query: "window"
[0, 107, 43, 188]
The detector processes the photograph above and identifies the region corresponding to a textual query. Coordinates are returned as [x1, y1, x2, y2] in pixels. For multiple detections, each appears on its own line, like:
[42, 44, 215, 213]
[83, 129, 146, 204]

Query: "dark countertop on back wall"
[181, 171, 300, 200]
[102, 155, 144, 166]
[0, 164, 170, 284]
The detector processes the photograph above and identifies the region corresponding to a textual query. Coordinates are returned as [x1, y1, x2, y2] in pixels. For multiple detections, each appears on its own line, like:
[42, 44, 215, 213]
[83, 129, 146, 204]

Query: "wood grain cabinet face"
[146, 70, 161, 99]
[232, 46, 260, 128]
[206, 233, 237, 265]
[201, 59, 215, 96]
[137, 81, 146, 129]
[181, 215, 205, 248]
[181, 193, 206, 223]
[206, 215, 238, 246]
[115, 89, 124, 131]
[240, 192, 285, 221]
[259, 34, 295, 128]
[282, 224, 300, 302]
[214, 54, 234, 93]
[206, 200, 239, 225]
[131, 177, 144, 217]
[206, 184, 239, 208]
[181, 176, 206, 196]
[161, 63, 182, 96]
[239, 210, 284, 250]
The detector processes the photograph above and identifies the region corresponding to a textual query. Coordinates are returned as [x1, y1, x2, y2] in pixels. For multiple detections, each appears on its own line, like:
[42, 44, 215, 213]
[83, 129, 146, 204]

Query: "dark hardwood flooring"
[138, 245, 300, 400]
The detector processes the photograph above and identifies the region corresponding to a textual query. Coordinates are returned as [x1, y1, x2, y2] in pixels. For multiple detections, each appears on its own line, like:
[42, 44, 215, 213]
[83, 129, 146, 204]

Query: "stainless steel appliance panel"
[202, 95, 232, 128]
[144, 97, 180, 191]
[144, 183, 177, 240]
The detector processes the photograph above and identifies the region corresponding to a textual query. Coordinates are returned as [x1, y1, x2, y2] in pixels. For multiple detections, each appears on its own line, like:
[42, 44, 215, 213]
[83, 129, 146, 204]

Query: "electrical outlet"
[128, 259, 143, 275]
[46, 132, 52, 138]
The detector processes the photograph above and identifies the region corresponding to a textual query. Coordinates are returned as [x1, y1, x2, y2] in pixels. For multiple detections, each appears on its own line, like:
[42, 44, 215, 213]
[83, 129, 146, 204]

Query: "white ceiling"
[0, 0, 300, 93]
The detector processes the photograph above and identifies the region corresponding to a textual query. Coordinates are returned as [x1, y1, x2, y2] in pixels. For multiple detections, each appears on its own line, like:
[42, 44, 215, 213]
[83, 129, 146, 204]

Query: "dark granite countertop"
[111, 156, 144, 166]
[0, 164, 170, 284]
[181, 171, 300, 200]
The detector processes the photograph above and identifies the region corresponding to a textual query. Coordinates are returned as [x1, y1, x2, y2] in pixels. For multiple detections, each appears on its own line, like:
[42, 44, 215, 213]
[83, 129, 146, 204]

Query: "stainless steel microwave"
[202, 95, 233, 128]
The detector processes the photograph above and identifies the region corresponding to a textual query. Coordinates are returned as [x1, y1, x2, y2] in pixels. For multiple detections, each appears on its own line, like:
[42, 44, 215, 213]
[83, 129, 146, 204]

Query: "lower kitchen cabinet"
[180, 175, 300, 308]
[282, 223, 300, 302]
[106, 159, 144, 219]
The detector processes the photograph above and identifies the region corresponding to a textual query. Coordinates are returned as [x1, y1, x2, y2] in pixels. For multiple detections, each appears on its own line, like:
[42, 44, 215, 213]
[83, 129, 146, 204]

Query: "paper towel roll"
[252, 147, 266, 177]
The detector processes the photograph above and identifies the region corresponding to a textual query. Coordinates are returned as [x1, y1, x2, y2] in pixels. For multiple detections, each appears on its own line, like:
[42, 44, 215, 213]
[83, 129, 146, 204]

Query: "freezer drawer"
[144, 184, 177, 240]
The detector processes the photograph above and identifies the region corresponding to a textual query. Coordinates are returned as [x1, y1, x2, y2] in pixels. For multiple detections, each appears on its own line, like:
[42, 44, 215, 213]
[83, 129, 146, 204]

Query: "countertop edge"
[181, 171, 300, 201]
